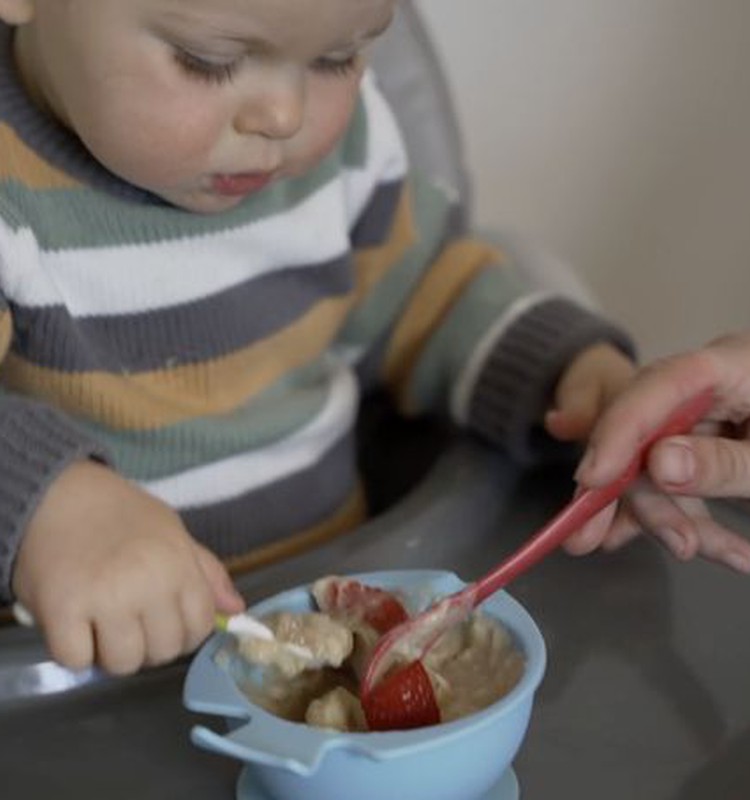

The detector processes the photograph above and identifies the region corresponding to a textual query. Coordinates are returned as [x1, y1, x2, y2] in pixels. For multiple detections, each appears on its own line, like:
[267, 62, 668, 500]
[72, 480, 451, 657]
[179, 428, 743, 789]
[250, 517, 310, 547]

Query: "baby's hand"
[12, 461, 244, 675]
[545, 342, 636, 443]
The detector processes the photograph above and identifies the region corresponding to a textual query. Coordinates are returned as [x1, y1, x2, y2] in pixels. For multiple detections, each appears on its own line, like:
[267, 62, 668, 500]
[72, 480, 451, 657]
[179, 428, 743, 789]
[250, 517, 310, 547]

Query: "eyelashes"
[173, 49, 239, 85]
[310, 54, 360, 77]
[173, 49, 360, 86]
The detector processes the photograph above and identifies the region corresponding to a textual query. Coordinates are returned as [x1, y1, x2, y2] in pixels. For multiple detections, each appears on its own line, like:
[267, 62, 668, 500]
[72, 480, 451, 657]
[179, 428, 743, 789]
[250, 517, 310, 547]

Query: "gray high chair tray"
[2, 448, 750, 800]
[1, 4, 749, 798]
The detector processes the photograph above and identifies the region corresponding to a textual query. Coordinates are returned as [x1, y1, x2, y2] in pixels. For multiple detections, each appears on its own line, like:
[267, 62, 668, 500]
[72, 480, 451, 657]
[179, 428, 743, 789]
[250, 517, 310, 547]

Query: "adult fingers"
[592, 481, 698, 557]
[597, 504, 645, 552]
[626, 485, 701, 560]
[683, 514, 750, 573]
[616, 489, 750, 573]
[576, 351, 719, 486]
[561, 501, 618, 556]
[649, 436, 750, 498]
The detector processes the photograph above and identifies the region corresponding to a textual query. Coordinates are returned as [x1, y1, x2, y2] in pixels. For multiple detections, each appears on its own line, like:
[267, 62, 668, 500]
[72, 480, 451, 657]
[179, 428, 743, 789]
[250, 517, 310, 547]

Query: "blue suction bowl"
[184, 570, 546, 800]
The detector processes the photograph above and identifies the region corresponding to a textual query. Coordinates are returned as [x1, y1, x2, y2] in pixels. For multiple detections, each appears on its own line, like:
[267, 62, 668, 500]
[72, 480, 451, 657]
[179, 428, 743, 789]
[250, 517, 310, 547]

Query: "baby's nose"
[234, 67, 305, 140]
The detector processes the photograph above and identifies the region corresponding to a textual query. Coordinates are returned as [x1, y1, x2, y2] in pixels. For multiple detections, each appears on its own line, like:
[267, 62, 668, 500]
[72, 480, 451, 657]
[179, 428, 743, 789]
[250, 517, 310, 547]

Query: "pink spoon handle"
[472, 387, 714, 605]
[362, 388, 714, 696]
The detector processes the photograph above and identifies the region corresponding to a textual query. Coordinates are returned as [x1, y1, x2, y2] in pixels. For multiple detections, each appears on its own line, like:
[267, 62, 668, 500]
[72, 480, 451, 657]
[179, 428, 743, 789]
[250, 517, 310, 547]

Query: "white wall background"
[416, 0, 750, 360]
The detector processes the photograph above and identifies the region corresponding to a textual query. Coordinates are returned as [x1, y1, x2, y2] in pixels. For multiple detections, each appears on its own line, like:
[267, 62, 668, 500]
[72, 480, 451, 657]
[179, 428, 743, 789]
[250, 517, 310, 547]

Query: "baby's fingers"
[180, 586, 217, 654]
[94, 611, 146, 675]
[43, 609, 95, 672]
[546, 377, 604, 442]
[193, 543, 244, 613]
[142, 603, 187, 667]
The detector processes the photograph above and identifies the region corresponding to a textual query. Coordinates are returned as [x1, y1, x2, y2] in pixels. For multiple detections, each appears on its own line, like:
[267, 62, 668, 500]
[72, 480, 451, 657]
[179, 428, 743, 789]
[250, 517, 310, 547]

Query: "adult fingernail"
[574, 447, 596, 482]
[655, 442, 695, 487]
[655, 528, 687, 558]
[727, 552, 750, 574]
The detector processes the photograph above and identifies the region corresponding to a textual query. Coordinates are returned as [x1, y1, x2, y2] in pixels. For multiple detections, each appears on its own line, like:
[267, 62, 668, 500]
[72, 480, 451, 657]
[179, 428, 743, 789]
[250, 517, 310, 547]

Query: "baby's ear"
[0, 0, 34, 26]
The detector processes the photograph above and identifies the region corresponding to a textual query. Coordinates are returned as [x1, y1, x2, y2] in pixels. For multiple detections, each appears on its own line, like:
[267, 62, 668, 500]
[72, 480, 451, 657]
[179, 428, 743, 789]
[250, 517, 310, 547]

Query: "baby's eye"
[173, 48, 239, 85]
[310, 54, 360, 78]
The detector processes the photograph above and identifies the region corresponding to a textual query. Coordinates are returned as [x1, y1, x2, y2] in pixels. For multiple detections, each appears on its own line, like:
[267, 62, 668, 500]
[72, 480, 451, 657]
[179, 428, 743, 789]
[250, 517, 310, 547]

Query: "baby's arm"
[12, 460, 244, 674]
[339, 74, 637, 462]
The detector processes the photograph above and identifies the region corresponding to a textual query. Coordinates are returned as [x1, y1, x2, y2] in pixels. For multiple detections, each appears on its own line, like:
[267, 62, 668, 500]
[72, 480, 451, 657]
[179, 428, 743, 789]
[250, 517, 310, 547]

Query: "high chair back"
[370, 1, 471, 217]
[370, 2, 594, 304]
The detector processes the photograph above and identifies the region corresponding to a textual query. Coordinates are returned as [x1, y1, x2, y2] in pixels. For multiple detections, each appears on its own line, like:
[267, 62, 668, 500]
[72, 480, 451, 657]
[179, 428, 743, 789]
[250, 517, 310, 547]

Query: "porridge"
[229, 577, 524, 732]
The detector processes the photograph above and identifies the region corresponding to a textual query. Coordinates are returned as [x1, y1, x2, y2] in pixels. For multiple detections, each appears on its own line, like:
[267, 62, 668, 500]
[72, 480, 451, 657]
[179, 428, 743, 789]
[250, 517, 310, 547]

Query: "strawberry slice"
[312, 577, 408, 634]
[361, 660, 441, 731]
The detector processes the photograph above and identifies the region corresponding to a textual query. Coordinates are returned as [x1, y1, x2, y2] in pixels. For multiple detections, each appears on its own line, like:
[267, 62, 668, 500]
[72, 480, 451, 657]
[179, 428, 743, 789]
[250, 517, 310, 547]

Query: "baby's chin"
[155, 187, 250, 215]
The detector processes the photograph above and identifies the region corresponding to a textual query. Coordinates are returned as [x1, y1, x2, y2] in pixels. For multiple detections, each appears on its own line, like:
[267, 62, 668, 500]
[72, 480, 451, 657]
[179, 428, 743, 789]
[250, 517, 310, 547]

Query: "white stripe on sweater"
[0, 181, 348, 315]
[0, 79, 407, 318]
[140, 360, 359, 508]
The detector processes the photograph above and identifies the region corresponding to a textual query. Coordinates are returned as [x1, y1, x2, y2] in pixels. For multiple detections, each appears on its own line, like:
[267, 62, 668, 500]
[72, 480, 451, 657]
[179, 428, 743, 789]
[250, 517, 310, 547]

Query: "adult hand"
[568, 333, 750, 573]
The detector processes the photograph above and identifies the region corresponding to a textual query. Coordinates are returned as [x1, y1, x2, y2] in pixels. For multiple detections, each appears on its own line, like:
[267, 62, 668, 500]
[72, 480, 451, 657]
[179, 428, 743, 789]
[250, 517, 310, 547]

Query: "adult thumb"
[193, 543, 245, 613]
[649, 436, 750, 498]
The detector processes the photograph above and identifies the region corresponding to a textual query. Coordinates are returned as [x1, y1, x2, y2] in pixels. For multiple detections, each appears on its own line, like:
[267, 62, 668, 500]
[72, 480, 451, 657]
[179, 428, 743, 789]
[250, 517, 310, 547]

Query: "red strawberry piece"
[312, 577, 408, 634]
[361, 660, 441, 731]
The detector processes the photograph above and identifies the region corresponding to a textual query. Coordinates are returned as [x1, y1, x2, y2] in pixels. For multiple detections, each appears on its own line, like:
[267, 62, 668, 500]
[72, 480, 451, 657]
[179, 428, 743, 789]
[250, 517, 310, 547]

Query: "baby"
[0, 0, 634, 675]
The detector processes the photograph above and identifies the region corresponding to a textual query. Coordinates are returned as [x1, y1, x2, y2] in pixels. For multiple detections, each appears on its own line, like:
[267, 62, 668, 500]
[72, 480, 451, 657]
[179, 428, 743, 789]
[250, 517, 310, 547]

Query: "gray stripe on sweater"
[9, 177, 406, 371]
[350, 180, 404, 247]
[11, 256, 354, 371]
[180, 430, 357, 558]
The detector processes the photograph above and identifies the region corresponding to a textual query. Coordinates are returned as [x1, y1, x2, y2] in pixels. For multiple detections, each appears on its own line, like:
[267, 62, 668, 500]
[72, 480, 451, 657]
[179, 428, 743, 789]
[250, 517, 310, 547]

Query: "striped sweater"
[0, 25, 632, 602]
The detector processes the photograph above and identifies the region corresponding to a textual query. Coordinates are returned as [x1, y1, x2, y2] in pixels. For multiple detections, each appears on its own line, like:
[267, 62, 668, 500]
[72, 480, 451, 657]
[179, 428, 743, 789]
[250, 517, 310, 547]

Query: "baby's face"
[11, 0, 395, 212]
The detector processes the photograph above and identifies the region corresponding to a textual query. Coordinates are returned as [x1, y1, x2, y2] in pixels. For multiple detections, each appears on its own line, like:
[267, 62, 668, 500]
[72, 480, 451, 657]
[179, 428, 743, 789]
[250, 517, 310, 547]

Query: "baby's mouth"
[211, 171, 274, 197]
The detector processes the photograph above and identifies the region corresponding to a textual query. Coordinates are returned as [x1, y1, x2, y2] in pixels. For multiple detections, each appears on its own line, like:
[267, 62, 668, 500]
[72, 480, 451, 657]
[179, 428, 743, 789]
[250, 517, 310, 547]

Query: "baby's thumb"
[193, 544, 245, 613]
[649, 436, 750, 498]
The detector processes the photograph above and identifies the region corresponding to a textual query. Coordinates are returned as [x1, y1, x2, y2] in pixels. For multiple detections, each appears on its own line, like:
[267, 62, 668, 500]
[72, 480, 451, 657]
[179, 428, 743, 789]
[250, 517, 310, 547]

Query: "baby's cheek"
[289, 75, 358, 167]
[88, 96, 220, 187]
[298, 102, 358, 172]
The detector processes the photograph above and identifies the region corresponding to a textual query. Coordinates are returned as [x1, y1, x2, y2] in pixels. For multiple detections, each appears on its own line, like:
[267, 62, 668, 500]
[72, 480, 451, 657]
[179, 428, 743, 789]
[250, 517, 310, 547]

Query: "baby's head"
[1, 0, 395, 212]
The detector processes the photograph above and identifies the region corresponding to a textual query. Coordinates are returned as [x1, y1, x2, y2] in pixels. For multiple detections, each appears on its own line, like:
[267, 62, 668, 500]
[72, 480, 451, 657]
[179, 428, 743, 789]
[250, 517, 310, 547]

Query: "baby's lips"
[361, 660, 441, 731]
[312, 577, 408, 634]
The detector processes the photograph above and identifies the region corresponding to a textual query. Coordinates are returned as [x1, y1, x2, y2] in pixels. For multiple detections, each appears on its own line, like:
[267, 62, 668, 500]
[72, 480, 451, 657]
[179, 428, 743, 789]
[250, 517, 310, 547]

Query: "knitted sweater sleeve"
[340, 75, 636, 463]
[0, 260, 109, 604]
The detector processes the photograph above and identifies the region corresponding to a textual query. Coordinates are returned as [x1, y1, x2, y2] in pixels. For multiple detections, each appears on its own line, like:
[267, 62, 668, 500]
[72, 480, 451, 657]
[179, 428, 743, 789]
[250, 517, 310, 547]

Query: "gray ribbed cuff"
[0, 400, 109, 604]
[467, 297, 636, 463]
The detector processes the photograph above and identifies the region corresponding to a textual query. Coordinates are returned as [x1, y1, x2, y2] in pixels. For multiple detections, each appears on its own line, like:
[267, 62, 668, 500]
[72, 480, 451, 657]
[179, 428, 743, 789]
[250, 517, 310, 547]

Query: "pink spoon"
[361, 388, 714, 698]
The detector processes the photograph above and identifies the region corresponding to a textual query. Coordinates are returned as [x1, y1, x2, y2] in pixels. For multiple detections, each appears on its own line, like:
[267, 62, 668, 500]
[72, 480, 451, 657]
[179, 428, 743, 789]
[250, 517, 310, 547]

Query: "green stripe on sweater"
[66, 358, 334, 480]
[0, 95, 370, 248]
[335, 174, 454, 353]
[408, 265, 528, 414]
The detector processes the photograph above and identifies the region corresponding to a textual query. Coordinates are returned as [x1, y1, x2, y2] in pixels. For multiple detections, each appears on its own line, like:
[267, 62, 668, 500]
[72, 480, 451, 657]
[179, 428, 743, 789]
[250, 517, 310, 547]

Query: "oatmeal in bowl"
[233, 575, 525, 732]
[184, 569, 546, 800]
